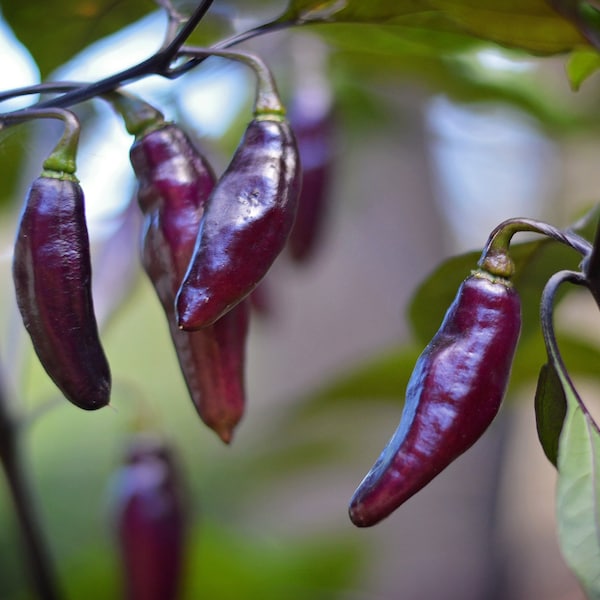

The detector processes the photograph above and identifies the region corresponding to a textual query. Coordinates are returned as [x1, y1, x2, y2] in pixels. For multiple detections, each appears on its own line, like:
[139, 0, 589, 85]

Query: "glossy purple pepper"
[130, 124, 249, 443]
[349, 271, 521, 527]
[12, 175, 111, 410]
[176, 116, 301, 330]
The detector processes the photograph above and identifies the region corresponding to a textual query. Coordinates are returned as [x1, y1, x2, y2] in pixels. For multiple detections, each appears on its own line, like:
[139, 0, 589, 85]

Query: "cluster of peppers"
[10, 44, 597, 579]
[9, 49, 341, 446]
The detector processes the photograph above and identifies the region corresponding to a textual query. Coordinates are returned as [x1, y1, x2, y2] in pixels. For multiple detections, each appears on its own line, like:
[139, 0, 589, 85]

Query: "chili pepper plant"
[2, 1, 600, 598]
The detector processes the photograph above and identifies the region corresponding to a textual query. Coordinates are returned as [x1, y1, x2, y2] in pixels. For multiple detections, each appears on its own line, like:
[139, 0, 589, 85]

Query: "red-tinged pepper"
[348, 265, 521, 527]
[173, 48, 301, 330]
[127, 106, 248, 443]
[12, 111, 110, 410]
[286, 89, 335, 263]
[113, 434, 187, 600]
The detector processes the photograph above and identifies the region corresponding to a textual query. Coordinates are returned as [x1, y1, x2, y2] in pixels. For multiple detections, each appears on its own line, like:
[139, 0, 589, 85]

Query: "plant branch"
[164, 19, 296, 78]
[159, 0, 214, 61]
[156, 0, 187, 49]
[540, 269, 600, 433]
[0, 15, 295, 115]
[0, 82, 83, 104]
[582, 216, 600, 306]
[0, 0, 215, 114]
[0, 393, 62, 600]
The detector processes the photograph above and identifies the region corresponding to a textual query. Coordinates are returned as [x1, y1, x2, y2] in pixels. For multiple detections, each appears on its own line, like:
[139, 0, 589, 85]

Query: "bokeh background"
[1, 1, 600, 598]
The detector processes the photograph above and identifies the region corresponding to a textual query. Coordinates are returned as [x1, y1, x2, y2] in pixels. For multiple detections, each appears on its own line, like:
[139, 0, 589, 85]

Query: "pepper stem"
[105, 91, 166, 138]
[178, 47, 285, 117]
[0, 108, 81, 177]
[478, 217, 592, 278]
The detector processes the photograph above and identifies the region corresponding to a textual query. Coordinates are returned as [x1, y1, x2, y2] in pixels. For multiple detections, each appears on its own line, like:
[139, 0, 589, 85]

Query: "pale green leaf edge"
[556, 397, 600, 599]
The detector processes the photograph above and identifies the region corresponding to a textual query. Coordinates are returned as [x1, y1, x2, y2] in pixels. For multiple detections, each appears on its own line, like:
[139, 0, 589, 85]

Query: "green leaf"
[541, 272, 600, 598]
[0, 126, 29, 210]
[296, 346, 419, 410]
[2, 1, 154, 78]
[425, 0, 587, 55]
[510, 333, 600, 391]
[185, 522, 363, 600]
[534, 363, 567, 467]
[556, 393, 600, 599]
[566, 48, 600, 90]
[279, 0, 589, 55]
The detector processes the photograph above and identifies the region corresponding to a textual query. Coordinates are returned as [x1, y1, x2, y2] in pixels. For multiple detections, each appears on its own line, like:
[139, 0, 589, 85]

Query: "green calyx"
[478, 250, 515, 280]
[254, 109, 287, 122]
[40, 168, 79, 183]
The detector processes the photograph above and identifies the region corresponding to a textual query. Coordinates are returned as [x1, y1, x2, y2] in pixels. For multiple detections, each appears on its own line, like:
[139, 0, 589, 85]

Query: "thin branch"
[0, 0, 215, 113]
[158, 0, 215, 63]
[0, 82, 83, 104]
[155, 0, 187, 49]
[164, 20, 295, 78]
[0, 388, 62, 600]
[540, 269, 600, 433]
[583, 216, 600, 306]
[0, 13, 295, 114]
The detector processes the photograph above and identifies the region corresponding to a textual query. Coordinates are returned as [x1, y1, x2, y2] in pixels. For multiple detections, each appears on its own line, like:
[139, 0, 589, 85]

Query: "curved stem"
[0, 14, 292, 114]
[104, 91, 165, 137]
[480, 217, 592, 262]
[540, 269, 599, 432]
[24, 55, 161, 111]
[1, 108, 80, 176]
[0, 84, 165, 140]
[163, 20, 296, 78]
[177, 47, 285, 115]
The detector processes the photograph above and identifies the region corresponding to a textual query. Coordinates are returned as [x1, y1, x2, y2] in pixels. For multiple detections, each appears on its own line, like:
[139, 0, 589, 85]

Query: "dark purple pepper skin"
[287, 98, 335, 263]
[176, 117, 301, 330]
[131, 124, 248, 443]
[12, 176, 111, 410]
[114, 435, 187, 600]
[349, 273, 521, 527]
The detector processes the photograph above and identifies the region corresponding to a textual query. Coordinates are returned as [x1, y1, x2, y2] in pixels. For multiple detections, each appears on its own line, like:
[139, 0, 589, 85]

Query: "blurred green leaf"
[0, 126, 28, 210]
[425, 0, 587, 54]
[510, 332, 600, 391]
[566, 48, 600, 90]
[407, 251, 476, 345]
[184, 522, 363, 600]
[279, 0, 589, 54]
[556, 384, 600, 598]
[534, 362, 567, 467]
[294, 347, 419, 416]
[2, 1, 155, 78]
